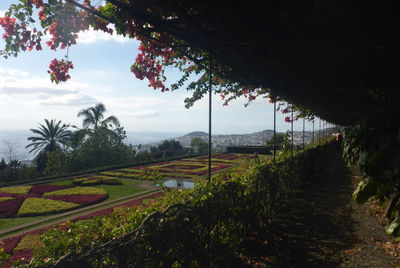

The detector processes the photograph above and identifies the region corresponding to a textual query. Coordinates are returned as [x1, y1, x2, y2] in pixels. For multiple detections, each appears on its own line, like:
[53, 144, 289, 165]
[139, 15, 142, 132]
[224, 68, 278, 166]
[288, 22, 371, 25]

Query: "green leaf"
[352, 177, 377, 204]
[386, 218, 400, 236]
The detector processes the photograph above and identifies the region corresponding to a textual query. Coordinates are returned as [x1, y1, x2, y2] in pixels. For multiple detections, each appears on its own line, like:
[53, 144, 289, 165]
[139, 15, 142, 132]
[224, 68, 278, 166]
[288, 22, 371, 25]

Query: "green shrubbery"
[18, 198, 80, 216]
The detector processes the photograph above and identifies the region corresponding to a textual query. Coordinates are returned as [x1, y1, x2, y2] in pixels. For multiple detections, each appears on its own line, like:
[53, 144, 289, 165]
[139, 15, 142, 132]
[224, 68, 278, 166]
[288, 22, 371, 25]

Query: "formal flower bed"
[0, 186, 108, 218]
[0, 186, 32, 195]
[72, 176, 122, 186]
[18, 198, 80, 217]
[0, 191, 163, 267]
[45, 194, 107, 205]
[0, 198, 24, 218]
[42, 187, 107, 196]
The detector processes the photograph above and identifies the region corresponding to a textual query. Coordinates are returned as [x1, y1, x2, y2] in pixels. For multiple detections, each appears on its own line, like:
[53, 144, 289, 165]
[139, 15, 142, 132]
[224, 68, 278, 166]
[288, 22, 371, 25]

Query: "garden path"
[236, 151, 399, 267]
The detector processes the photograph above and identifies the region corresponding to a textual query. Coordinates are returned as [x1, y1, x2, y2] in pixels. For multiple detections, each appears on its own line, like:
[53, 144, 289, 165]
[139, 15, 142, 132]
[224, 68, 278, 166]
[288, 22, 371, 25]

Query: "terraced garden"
[0, 153, 268, 266]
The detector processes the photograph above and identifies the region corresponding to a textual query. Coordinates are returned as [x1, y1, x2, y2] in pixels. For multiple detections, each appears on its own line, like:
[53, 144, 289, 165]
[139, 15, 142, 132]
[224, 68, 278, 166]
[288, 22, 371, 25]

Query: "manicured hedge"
[0, 186, 32, 195]
[43, 187, 107, 196]
[18, 198, 80, 217]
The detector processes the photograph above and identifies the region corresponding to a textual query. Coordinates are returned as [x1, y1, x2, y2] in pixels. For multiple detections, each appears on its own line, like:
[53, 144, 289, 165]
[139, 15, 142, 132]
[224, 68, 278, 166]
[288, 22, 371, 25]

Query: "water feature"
[159, 179, 195, 189]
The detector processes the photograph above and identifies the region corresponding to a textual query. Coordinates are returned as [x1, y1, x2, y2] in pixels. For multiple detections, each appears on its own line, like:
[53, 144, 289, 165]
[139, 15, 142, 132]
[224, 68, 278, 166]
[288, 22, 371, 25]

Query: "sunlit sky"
[0, 0, 316, 135]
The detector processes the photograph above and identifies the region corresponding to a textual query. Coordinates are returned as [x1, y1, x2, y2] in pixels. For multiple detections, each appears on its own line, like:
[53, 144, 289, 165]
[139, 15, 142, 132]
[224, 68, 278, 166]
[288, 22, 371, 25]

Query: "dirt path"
[237, 152, 399, 267]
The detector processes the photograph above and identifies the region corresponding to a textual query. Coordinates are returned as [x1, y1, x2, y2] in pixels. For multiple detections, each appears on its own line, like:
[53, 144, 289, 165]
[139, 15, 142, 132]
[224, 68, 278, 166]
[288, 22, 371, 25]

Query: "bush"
[18, 198, 80, 217]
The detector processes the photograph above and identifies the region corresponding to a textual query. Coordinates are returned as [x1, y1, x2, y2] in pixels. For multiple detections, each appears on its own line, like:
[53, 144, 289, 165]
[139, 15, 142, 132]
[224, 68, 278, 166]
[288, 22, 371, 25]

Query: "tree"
[190, 137, 208, 154]
[26, 119, 71, 155]
[0, 158, 6, 171]
[26, 119, 71, 173]
[66, 125, 134, 171]
[77, 103, 119, 130]
[1, 140, 25, 180]
[266, 133, 286, 149]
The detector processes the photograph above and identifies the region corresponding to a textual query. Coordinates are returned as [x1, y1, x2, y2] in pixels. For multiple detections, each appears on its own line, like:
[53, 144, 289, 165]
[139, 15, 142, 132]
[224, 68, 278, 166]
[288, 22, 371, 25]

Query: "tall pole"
[302, 118, 305, 150]
[319, 118, 321, 143]
[291, 102, 294, 158]
[312, 119, 315, 145]
[208, 59, 212, 181]
[273, 101, 276, 164]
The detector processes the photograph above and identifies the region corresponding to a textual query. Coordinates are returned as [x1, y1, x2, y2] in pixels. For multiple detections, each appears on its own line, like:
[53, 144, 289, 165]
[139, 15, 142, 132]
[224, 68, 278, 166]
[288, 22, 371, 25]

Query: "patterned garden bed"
[0, 192, 163, 268]
[0, 185, 108, 218]
[98, 154, 249, 181]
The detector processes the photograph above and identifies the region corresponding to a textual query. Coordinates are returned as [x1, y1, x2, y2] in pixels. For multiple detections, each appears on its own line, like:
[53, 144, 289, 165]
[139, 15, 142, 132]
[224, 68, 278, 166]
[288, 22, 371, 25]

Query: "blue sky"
[0, 0, 316, 135]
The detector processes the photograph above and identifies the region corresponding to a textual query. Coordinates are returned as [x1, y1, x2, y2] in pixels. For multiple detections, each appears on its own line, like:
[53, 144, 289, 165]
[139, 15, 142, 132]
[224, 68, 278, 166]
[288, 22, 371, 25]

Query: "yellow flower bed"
[18, 198, 80, 216]
[0, 196, 14, 202]
[0, 186, 32, 194]
[43, 187, 107, 196]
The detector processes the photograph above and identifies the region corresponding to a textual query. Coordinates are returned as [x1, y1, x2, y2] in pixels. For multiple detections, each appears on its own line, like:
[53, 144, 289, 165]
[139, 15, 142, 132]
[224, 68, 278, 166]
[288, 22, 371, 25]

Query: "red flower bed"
[0, 192, 164, 265]
[45, 194, 108, 205]
[161, 164, 204, 170]
[0, 236, 22, 254]
[0, 193, 40, 199]
[0, 198, 24, 217]
[71, 192, 164, 221]
[30, 185, 71, 195]
[3, 249, 33, 268]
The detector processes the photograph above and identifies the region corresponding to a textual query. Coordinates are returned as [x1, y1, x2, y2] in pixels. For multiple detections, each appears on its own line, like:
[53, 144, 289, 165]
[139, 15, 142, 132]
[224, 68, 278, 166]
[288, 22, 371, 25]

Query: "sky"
[0, 0, 317, 137]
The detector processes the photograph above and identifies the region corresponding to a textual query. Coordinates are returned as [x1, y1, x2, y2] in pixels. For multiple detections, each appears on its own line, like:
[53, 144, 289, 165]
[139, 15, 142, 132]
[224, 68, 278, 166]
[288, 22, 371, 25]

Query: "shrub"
[18, 198, 80, 217]
[0, 186, 32, 195]
[43, 187, 107, 196]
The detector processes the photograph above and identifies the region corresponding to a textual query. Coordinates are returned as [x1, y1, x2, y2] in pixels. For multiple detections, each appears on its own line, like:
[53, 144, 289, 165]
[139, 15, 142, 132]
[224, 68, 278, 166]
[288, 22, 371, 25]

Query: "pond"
[159, 179, 195, 189]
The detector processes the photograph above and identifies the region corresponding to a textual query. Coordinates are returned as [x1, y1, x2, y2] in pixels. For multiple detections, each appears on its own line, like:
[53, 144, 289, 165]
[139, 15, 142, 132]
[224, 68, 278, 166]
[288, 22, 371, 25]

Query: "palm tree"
[77, 103, 120, 130]
[26, 119, 71, 155]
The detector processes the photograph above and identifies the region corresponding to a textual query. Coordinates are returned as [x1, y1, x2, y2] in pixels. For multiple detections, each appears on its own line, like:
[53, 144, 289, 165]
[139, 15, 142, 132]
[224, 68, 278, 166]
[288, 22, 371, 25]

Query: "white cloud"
[0, 66, 28, 77]
[39, 94, 98, 106]
[131, 110, 160, 118]
[77, 26, 131, 44]
[0, 66, 94, 106]
[0, 10, 5, 17]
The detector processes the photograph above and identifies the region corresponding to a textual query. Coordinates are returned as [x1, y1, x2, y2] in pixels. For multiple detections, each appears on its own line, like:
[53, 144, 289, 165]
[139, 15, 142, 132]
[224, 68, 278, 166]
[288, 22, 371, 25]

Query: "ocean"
[0, 129, 184, 160]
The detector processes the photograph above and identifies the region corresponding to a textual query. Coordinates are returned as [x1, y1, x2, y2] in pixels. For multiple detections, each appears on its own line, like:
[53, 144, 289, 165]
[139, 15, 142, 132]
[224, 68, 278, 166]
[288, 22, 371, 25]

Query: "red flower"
[285, 116, 292, 123]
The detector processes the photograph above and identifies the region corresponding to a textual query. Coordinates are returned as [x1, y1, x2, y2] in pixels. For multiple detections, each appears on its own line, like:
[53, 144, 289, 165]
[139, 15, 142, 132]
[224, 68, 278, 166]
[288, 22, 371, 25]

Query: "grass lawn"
[0, 179, 146, 233]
